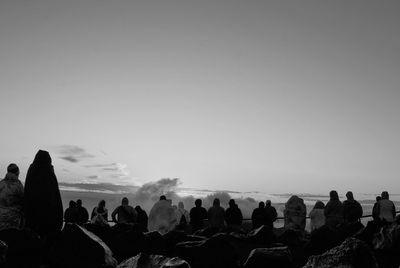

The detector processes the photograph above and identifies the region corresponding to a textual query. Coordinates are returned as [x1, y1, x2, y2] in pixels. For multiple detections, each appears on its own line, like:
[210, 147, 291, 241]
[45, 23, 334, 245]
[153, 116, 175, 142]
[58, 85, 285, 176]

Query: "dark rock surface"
[243, 246, 293, 268]
[117, 252, 190, 268]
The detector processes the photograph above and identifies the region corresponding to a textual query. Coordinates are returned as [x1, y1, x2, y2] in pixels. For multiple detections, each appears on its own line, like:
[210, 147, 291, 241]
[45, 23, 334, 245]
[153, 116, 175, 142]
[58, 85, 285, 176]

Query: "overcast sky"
[1, 0, 399, 194]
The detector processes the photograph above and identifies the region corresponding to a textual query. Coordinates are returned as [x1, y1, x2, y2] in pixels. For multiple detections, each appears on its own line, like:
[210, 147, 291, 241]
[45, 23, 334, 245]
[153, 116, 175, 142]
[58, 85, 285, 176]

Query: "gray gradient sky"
[1, 0, 399, 194]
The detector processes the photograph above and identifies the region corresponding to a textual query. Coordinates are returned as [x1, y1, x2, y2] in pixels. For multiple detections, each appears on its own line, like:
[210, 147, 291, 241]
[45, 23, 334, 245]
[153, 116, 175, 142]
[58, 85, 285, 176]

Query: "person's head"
[213, 198, 220, 206]
[381, 191, 389, 200]
[314, 200, 325, 209]
[258, 202, 265, 209]
[330, 190, 339, 201]
[229, 199, 236, 207]
[69, 200, 76, 208]
[265, 200, 271, 207]
[160, 195, 166, 201]
[178, 201, 184, 209]
[7, 163, 19, 176]
[376, 196, 382, 202]
[99, 200, 106, 208]
[33, 150, 52, 165]
[195, 199, 202, 207]
[135, 205, 142, 212]
[346, 191, 354, 201]
[76, 199, 82, 207]
[122, 197, 129, 205]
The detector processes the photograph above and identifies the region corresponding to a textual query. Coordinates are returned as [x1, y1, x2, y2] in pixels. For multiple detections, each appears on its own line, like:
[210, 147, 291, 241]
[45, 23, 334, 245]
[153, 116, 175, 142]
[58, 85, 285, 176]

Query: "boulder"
[117, 252, 190, 268]
[284, 196, 306, 231]
[145, 231, 167, 255]
[108, 226, 147, 263]
[305, 225, 343, 257]
[0, 239, 7, 264]
[247, 225, 276, 245]
[303, 237, 377, 268]
[50, 223, 117, 268]
[243, 247, 292, 268]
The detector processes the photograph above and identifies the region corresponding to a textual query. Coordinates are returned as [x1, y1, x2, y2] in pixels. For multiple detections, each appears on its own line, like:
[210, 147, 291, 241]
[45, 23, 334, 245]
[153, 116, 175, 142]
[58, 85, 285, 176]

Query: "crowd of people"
[0, 150, 398, 238]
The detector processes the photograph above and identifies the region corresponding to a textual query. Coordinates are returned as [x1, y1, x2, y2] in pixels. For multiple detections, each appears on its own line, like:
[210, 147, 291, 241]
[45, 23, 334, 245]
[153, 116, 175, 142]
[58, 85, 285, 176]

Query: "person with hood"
[0, 163, 24, 230]
[64, 200, 77, 224]
[190, 199, 208, 232]
[24, 150, 63, 237]
[76, 199, 89, 226]
[343, 191, 363, 223]
[91, 200, 109, 226]
[251, 202, 268, 229]
[148, 196, 177, 234]
[324, 190, 343, 228]
[111, 197, 137, 224]
[135, 205, 148, 231]
[309, 201, 325, 231]
[265, 200, 278, 229]
[372, 196, 382, 222]
[376, 191, 396, 223]
[225, 199, 243, 230]
[175, 201, 190, 230]
[208, 198, 225, 229]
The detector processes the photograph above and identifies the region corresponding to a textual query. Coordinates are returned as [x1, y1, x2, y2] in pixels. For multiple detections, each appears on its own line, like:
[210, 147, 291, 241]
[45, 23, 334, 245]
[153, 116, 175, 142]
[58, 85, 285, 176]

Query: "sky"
[0, 0, 399, 195]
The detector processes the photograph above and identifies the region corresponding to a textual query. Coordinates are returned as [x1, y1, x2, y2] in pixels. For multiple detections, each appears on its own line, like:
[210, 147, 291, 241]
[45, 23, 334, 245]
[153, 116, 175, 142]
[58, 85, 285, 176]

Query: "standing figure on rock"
[0, 163, 24, 230]
[175, 201, 190, 231]
[376, 191, 396, 224]
[148, 196, 178, 234]
[251, 202, 267, 229]
[111, 197, 137, 224]
[64, 200, 77, 224]
[265, 200, 278, 229]
[343, 191, 363, 223]
[324, 190, 343, 228]
[284, 195, 306, 230]
[372, 196, 382, 222]
[225, 199, 243, 230]
[135, 205, 148, 231]
[76, 199, 89, 226]
[309, 201, 325, 231]
[189, 199, 207, 232]
[24, 150, 63, 237]
[207, 198, 225, 230]
[91, 200, 109, 226]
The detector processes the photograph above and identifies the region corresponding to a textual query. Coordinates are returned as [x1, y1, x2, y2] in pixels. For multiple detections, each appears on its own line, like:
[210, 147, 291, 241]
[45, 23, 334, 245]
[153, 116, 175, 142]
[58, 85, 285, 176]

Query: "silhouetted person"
[376, 191, 396, 224]
[208, 198, 225, 229]
[265, 200, 277, 228]
[176, 201, 190, 230]
[24, 150, 63, 237]
[324, 190, 343, 228]
[76, 199, 89, 225]
[309, 201, 325, 231]
[372, 196, 382, 221]
[251, 202, 268, 229]
[225, 199, 243, 231]
[64, 200, 77, 224]
[0, 163, 24, 230]
[135, 205, 148, 231]
[111, 197, 137, 224]
[190, 199, 208, 232]
[91, 200, 109, 226]
[343, 191, 363, 223]
[148, 196, 177, 234]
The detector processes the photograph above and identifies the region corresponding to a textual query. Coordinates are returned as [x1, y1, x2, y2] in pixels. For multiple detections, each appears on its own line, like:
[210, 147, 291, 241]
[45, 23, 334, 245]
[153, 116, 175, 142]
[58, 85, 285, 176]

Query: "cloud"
[56, 145, 95, 163]
[84, 163, 116, 168]
[86, 175, 99, 179]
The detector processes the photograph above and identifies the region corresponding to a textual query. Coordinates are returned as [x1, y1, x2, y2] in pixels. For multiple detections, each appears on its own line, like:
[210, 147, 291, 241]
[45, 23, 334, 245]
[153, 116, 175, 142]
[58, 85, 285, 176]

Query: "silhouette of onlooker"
[207, 198, 225, 229]
[189, 199, 207, 232]
[376, 191, 396, 224]
[24, 150, 63, 237]
[265, 200, 277, 229]
[0, 163, 24, 230]
[91, 200, 108, 226]
[64, 200, 77, 224]
[309, 201, 325, 231]
[224, 199, 243, 229]
[111, 197, 137, 224]
[343, 191, 363, 223]
[324, 190, 343, 228]
[76, 199, 89, 225]
[135, 205, 148, 231]
[372, 196, 382, 222]
[251, 202, 268, 229]
[148, 195, 177, 234]
[175, 201, 190, 230]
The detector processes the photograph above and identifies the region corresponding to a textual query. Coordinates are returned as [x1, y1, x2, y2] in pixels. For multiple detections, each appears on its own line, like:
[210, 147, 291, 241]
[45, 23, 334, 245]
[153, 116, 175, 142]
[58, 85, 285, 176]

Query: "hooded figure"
[324, 190, 343, 228]
[342, 191, 363, 223]
[225, 199, 243, 227]
[309, 201, 325, 231]
[24, 150, 63, 237]
[0, 163, 24, 230]
[207, 198, 225, 229]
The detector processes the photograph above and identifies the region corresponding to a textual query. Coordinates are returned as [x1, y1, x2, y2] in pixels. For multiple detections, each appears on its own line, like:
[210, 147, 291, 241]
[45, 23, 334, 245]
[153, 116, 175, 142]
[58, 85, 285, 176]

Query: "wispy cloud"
[56, 145, 95, 163]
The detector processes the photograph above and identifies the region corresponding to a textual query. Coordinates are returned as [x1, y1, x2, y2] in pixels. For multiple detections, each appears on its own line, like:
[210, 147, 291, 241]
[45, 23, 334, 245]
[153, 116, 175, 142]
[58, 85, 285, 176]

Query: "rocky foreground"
[0, 219, 400, 268]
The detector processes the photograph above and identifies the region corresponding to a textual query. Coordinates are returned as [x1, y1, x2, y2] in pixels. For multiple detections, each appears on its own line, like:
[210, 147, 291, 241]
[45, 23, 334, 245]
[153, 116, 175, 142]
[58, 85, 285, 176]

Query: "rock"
[337, 221, 364, 239]
[305, 225, 343, 257]
[303, 237, 377, 268]
[247, 225, 276, 245]
[108, 226, 147, 263]
[0, 228, 43, 268]
[50, 223, 117, 268]
[372, 222, 400, 268]
[145, 231, 167, 255]
[284, 196, 306, 231]
[243, 247, 293, 268]
[117, 252, 190, 268]
[0, 239, 7, 264]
